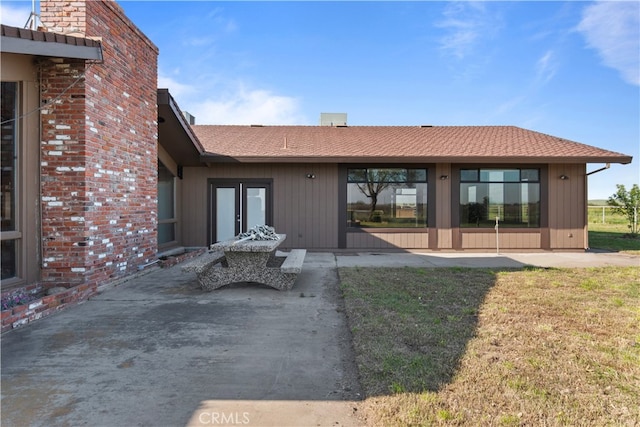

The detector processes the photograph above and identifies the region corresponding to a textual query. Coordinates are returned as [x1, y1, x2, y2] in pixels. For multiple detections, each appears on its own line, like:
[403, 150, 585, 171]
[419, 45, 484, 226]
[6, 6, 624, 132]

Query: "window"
[347, 168, 428, 228]
[460, 168, 540, 228]
[157, 161, 176, 246]
[1, 82, 18, 280]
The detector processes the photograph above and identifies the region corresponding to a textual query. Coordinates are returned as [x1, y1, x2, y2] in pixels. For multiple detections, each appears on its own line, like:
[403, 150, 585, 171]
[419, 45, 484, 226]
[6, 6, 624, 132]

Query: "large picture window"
[1, 82, 18, 280]
[347, 168, 428, 228]
[157, 161, 176, 246]
[460, 168, 540, 228]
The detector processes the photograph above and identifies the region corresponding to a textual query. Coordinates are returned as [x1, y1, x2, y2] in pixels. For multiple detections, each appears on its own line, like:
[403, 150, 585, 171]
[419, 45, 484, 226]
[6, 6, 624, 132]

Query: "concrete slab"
[335, 251, 639, 269]
[2, 250, 637, 427]
[1, 252, 362, 427]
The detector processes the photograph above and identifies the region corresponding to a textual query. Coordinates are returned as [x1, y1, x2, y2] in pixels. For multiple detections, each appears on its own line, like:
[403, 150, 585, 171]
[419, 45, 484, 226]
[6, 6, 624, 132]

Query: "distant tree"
[355, 169, 402, 221]
[607, 184, 639, 236]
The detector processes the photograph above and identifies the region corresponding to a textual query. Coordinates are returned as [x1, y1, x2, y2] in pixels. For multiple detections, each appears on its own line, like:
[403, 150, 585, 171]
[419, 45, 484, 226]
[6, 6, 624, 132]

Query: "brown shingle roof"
[192, 125, 632, 164]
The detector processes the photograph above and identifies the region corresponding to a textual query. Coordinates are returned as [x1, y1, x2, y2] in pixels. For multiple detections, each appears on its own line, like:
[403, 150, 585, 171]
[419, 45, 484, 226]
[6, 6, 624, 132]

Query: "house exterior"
[171, 124, 632, 252]
[0, 0, 634, 332]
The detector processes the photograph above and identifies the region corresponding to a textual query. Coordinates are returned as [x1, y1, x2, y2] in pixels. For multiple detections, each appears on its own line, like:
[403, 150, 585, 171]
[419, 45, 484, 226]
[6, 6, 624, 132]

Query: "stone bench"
[181, 241, 306, 291]
[280, 249, 306, 274]
[181, 250, 226, 275]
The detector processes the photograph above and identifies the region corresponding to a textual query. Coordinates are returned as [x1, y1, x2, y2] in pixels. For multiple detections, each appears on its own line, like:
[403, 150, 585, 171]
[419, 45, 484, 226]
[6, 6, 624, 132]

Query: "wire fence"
[588, 205, 637, 228]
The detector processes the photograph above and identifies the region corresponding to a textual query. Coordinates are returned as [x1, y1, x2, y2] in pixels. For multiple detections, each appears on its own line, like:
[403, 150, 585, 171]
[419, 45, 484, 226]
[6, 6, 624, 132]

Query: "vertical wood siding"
[181, 163, 339, 250]
[435, 163, 452, 248]
[460, 232, 541, 249]
[548, 164, 587, 249]
[180, 162, 589, 251]
[346, 232, 429, 249]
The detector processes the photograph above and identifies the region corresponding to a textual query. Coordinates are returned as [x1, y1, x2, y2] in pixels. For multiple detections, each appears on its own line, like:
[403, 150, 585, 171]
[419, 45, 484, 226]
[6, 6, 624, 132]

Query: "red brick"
[38, 1, 158, 289]
[12, 305, 27, 315]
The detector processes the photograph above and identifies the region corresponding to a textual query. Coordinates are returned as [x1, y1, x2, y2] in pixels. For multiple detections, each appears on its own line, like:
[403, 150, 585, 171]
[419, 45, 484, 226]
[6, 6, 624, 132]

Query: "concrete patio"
[1, 251, 637, 427]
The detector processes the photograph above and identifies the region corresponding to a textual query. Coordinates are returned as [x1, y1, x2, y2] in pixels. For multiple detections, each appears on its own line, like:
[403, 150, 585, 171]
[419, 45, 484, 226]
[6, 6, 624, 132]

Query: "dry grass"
[340, 267, 640, 426]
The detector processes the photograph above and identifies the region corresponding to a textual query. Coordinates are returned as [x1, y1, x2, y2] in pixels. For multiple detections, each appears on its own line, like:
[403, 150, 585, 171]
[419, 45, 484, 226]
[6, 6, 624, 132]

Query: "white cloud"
[535, 50, 557, 85]
[0, 4, 32, 27]
[205, 6, 237, 34]
[160, 73, 304, 125]
[577, 1, 640, 86]
[436, 2, 501, 60]
[158, 74, 197, 100]
[190, 85, 305, 125]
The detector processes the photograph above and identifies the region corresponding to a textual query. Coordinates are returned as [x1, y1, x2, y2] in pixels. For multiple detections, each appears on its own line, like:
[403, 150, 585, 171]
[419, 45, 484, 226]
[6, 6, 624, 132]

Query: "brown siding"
[347, 232, 429, 249]
[460, 231, 541, 249]
[548, 164, 587, 249]
[181, 163, 339, 250]
[181, 162, 590, 252]
[435, 163, 452, 248]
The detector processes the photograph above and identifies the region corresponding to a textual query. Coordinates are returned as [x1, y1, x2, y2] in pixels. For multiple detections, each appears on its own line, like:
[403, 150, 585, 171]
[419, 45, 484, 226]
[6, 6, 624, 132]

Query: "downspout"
[586, 163, 610, 176]
[584, 163, 610, 250]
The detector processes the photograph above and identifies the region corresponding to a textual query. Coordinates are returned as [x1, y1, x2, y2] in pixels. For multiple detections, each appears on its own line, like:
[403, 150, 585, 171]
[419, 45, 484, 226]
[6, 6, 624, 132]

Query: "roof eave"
[199, 154, 634, 165]
[0, 34, 102, 60]
[157, 89, 206, 167]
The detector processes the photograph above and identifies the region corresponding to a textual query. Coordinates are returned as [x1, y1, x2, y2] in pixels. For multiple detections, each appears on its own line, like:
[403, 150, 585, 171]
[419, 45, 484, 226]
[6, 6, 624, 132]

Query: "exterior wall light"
[559, 174, 569, 180]
[440, 175, 448, 180]
[306, 173, 316, 179]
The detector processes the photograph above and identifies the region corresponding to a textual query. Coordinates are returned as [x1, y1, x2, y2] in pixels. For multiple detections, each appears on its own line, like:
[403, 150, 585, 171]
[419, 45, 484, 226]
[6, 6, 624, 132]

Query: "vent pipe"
[320, 113, 347, 127]
[183, 111, 196, 125]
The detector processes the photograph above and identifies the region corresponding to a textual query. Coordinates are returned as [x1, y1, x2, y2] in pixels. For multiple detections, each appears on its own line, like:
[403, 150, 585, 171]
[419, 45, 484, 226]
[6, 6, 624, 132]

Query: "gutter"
[586, 163, 610, 176]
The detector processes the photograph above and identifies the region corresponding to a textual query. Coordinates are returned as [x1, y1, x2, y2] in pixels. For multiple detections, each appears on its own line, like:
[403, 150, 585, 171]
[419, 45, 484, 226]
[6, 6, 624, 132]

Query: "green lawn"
[340, 267, 640, 426]
[588, 223, 640, 254]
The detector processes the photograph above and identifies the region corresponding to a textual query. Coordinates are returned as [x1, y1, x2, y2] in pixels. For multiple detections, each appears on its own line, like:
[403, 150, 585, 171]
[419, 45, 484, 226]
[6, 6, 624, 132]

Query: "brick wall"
[39, 0, 159, 287]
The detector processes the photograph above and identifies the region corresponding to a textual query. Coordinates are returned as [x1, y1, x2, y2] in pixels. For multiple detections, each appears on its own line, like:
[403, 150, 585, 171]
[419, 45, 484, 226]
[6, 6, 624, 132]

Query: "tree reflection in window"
[347, 168, 428, 228]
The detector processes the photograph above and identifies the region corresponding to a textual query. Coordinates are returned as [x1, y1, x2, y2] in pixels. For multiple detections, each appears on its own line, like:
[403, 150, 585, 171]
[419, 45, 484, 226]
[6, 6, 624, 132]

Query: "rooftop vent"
[183, 111, 196, 125]
[320, 113, 347, 127]
[420, 124, 433, 128]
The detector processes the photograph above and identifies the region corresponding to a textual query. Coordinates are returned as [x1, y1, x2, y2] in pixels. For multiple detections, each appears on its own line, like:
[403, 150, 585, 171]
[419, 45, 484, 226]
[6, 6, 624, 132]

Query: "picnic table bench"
[182, 234, 306, 291]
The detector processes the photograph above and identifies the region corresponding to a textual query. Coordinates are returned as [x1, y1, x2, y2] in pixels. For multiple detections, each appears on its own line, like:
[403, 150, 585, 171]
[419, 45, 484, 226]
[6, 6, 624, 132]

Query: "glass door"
[215, 185, 239, 242]
[210, 180, 272, 243]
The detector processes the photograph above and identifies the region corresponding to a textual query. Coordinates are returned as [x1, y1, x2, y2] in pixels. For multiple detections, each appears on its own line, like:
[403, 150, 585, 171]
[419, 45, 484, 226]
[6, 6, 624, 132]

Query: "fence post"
[602, 206, 605, 224]
[495, 217, 500, 255]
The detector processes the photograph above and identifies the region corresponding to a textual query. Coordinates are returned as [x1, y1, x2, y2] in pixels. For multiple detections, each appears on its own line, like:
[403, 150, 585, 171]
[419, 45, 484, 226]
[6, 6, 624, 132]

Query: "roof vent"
[420, 124, 433, 128]
[320, 113, 347, 127]
[183, 111, 196, 125]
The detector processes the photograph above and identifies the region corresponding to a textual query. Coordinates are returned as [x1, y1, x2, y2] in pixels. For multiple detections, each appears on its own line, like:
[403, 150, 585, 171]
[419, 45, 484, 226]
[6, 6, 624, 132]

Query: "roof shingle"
[192, 125, 632, 164]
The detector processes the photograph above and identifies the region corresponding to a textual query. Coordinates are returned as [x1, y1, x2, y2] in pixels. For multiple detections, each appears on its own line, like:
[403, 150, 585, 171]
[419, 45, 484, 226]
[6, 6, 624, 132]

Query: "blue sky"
[2, 1, 638, 199]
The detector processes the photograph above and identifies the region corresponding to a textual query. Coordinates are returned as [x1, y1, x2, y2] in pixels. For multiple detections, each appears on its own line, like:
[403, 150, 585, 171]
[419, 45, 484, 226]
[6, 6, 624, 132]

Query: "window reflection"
[1, 82, 17, 280]
[347, 168, 428, 228]
[460, 168, 540, 228]
[157, 161, 176, 245]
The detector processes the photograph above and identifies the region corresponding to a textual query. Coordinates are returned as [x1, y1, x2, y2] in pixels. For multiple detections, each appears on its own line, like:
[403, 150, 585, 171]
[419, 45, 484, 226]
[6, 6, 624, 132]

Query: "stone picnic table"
[182, 234, 306, 291]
